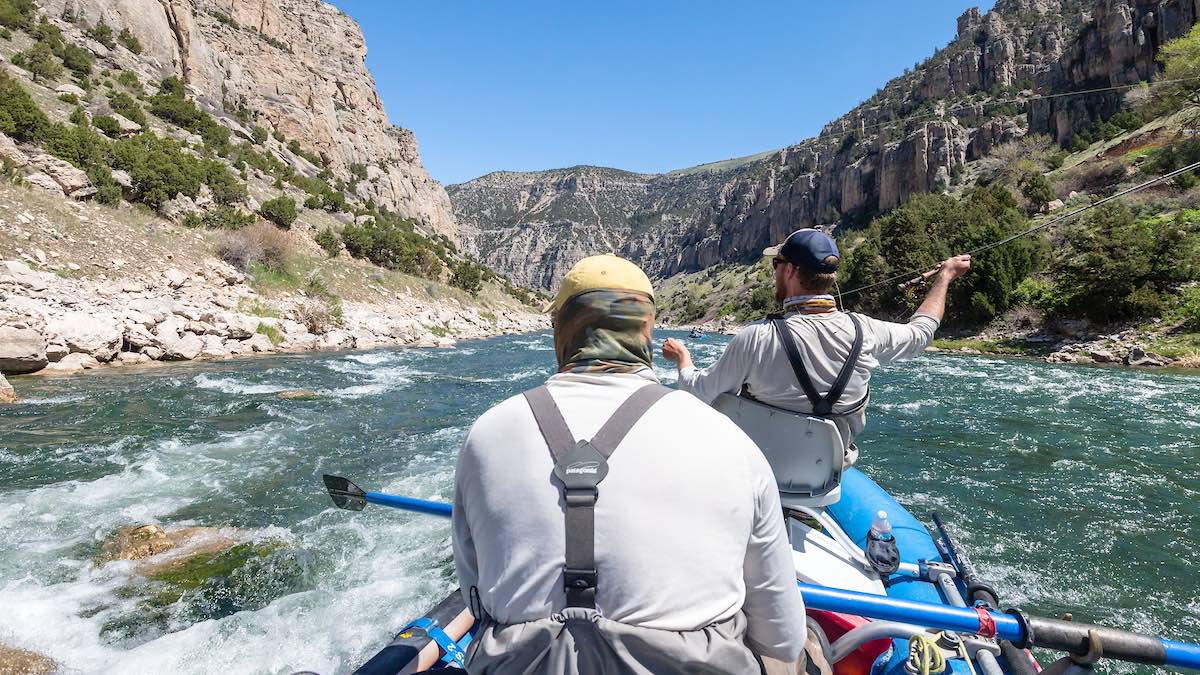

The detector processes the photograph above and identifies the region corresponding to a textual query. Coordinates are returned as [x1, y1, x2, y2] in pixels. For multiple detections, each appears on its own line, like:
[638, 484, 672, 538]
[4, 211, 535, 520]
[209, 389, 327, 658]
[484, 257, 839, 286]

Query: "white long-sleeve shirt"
[452, 371, 806, 661]
[679, 310, 939, 465]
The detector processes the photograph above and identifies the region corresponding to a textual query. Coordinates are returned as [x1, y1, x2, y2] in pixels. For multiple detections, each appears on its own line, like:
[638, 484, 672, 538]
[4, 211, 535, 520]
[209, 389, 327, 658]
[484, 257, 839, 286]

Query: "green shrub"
[13, 42, 63, 83]
[0, 26, 12, 39]
[211, 11, 239, 28]
[87, 165, 123, 205]
[450, 261, 484, 295]
[1175, 172, 1200, 190]
[203, 159, 246, 205]
[58, 92, 79, 104]
[840, 184, 1043, 326]
[107, 90, 147, 127]
[0, 0, 35, 29]
[149, 77, 230, 151]
[115, 71, 142, 93]
[58, 41, 93, 78]
[92, 114, 121, 137]
[1181, 285, 1200, 329]
[68, 106, 88, 126]
[259, 194, 297, 228]
[315, 227, 340, 256]
[85, 20, 115, 48]
[303, 195, 321, 209]
[341, 214, 442, 277]
[199, 205, 256, 229]
[251, 125, 268, 145]
[117, 27, 141, 54]
[0, 71, 50, 142]
[349, 162, 368, 181]
[111, 133, 206, 208]
[1021, 173, 1056, 206]
[46, 123, 109, 168]
[1054, 205, 1200, 321]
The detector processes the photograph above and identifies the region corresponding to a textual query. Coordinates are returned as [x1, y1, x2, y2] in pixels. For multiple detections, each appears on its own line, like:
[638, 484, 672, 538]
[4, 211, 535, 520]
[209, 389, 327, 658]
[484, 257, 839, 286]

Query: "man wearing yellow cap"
[452, 254, 808, 673]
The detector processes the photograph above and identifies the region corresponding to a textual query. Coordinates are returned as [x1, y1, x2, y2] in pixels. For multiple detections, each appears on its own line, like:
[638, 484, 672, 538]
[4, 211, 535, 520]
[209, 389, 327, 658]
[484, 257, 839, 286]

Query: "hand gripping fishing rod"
[322, 476, 1200, 672]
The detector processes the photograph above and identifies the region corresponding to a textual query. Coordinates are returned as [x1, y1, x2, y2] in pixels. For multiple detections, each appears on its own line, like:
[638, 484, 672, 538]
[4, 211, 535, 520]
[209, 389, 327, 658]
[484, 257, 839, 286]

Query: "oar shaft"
[365, 492, 453, 517]
[798, 582, 1023, 641]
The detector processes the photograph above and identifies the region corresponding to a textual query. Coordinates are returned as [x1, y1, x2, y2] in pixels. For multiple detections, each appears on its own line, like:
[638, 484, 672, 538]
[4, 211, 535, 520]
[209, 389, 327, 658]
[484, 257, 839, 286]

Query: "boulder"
[163, 332, 204, 361]
[0, 372, 16, 403]
[45, 343, 68, 363]
[0, 326, 48, 374]
[97, 524, 237, 567]
[123, 324, 160, 350]
[1089, 349, 1119, 364]
[111, 169, 133, 188]
[246, 333, 275, 353]
[163, 268, 188, 289]
[161, 195, 201, 222]
[55, 83, 86, 98]
[200, 335, 229, 358]
[24, 171, 64, 196]
[319, 330, 350, 350]
[110, 112, 142, 135]
[0, 260, 49, 291]
[46, 313, 122, 362]
[142, 345, 165, 361]
[223, 314, 258, 340]
[1044, 198, 1065, 212]
[42, 352, 101, 373]
[0, 643, 55, 675]
[1126, 346, 1169, 367]
[205, 260, 245, 286]
[29, 153, 92, 197]
[116, 351, 151, 365]
[0, 132, 29, 168]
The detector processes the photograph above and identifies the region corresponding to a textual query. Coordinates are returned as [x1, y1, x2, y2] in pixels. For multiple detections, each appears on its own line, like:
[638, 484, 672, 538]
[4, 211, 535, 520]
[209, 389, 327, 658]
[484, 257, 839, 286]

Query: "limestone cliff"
[37, 0, 458, 238]
[452, 0, 1200, 289]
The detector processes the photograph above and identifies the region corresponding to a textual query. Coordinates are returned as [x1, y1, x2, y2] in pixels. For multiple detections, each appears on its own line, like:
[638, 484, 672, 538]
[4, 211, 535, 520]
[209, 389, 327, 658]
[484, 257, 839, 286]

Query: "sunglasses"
[772, 258, 787, 269]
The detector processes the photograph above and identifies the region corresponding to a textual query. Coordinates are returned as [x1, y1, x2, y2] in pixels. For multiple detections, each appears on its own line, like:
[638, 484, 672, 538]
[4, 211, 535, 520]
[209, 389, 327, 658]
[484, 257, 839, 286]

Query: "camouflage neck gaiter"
[554, 290, 655, 375]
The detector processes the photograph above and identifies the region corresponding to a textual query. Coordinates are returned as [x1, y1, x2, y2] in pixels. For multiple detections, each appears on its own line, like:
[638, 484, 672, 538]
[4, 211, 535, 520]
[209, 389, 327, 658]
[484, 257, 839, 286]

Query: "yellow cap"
[545, 254, 654, 313]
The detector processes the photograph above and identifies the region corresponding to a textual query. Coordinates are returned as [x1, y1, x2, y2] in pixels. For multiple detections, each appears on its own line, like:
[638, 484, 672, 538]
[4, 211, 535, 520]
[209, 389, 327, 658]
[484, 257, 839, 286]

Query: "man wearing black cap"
[663, 228, 971, 467]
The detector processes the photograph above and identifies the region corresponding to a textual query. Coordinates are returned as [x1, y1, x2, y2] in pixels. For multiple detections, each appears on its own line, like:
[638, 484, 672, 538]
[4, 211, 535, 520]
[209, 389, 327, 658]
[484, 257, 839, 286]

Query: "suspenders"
[523, 384, 672, 609]
[768, 313, 867, 416]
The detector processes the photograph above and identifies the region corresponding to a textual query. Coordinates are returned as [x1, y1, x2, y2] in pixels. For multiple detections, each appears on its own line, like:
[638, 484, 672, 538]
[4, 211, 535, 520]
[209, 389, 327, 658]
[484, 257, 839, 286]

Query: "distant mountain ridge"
[451, 0, 1200, 290]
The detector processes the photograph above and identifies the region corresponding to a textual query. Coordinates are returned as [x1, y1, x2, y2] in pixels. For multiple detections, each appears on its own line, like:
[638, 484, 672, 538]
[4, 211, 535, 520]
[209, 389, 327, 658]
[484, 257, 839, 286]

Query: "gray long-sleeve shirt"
[452, 371, 806, 661]
[679, 310, 939, 465]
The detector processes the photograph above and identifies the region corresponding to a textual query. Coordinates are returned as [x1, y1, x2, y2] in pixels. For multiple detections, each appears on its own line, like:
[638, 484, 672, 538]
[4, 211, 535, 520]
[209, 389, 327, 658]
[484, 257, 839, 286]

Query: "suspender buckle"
[564, 567, 598, 592]
[564, 487, 598, 506]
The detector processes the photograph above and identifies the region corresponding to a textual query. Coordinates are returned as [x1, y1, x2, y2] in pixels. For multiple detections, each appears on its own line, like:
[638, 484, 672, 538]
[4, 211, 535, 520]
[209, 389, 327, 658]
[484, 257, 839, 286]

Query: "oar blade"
[324, 474, 367, 511]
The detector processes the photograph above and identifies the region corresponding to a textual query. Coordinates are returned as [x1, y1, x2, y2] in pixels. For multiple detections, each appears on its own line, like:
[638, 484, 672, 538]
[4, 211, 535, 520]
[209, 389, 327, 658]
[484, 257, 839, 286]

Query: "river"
[1, 331, 1198, 674]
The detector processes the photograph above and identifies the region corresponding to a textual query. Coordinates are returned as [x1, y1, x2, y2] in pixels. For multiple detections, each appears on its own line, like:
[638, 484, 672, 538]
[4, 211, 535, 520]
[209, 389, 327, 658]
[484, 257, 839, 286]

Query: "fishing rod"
[839, 158, 1200, 298]
[323, 476, 1200, 672]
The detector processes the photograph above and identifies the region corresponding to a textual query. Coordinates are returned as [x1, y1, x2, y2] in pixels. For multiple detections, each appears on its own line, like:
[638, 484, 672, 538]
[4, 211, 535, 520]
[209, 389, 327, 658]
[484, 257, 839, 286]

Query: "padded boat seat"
[713, 393, 843, 508]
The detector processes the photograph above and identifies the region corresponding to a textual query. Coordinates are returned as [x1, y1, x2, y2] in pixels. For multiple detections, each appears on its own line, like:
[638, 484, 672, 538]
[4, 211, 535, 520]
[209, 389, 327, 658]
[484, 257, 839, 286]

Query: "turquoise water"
[1, 331, 1197, 673]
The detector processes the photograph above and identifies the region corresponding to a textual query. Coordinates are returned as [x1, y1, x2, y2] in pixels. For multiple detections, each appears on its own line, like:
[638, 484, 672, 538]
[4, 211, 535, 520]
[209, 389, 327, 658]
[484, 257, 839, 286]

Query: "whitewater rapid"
[1, 332, 1197, 674]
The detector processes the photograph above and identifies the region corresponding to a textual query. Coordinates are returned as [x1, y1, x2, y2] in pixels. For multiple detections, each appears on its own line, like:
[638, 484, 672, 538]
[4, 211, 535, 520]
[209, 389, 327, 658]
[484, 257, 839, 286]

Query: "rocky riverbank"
[0, 248, 546, 400]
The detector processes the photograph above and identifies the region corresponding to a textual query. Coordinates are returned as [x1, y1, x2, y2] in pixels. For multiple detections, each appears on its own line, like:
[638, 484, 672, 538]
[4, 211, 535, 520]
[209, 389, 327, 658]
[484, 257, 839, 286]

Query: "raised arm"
[663, 329, 757, 405]
[913, 254, 972, 323]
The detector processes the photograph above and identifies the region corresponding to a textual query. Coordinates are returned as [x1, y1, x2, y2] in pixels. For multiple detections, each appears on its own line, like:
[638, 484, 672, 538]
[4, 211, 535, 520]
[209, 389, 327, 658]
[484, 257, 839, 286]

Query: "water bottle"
[867, 510, 899, 574]
[870, 510, 894, 542]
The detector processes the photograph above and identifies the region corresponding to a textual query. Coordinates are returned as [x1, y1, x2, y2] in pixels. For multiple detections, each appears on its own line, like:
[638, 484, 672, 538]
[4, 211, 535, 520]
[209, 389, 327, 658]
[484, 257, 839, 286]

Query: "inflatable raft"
[343, 465, 1036, 675]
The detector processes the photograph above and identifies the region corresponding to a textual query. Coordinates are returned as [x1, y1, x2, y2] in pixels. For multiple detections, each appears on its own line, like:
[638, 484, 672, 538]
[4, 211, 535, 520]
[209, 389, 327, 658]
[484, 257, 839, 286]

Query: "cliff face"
[37, 0, 458, 238]
[452, 0, 1200, 289]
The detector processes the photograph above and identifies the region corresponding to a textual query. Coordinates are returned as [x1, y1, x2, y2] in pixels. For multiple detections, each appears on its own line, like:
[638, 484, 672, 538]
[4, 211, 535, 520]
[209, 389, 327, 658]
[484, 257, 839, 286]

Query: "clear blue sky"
[330, 1, 996, 186]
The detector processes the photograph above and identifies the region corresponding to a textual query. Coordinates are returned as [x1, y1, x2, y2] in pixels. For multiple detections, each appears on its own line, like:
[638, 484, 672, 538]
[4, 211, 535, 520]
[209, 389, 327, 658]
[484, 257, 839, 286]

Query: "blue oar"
[322, 477, 1200, 672]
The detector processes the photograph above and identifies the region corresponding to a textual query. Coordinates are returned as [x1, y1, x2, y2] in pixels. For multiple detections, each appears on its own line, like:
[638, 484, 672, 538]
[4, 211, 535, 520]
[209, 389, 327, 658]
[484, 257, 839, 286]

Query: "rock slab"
[0, 326, 48, 374]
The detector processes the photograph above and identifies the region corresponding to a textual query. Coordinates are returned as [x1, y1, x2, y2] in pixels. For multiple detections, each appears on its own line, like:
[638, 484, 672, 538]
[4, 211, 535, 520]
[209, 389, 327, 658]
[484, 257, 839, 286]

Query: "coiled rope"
[907, 633, 948, 675]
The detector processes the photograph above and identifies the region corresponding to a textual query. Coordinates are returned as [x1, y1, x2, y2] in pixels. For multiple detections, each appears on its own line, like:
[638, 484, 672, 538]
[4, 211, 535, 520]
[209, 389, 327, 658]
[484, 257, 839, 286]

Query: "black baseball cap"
[763, 229, 840, 273]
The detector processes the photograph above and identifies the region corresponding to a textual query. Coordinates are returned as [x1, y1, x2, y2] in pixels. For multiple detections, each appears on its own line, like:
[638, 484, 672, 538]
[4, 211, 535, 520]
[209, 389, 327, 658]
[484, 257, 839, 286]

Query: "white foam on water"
[18, 394, 88, 405]
[193, 374, 290, 396]
[474, 367, 546, 383]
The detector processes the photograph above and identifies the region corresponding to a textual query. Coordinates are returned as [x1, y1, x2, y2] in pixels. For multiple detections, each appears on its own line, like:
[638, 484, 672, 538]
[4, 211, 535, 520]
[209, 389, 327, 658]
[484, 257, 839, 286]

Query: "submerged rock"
[0, 373, 16, 404]
[98, 524, 238, 568]
[0, 643, 55, 675]
[278, 389, 319, 400]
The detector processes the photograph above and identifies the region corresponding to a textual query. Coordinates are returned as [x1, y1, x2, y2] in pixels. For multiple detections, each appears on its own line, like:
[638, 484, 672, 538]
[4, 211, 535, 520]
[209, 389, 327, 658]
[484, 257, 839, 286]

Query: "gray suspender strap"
[769, 313, 867, 416]
[523, 383, 672, 609]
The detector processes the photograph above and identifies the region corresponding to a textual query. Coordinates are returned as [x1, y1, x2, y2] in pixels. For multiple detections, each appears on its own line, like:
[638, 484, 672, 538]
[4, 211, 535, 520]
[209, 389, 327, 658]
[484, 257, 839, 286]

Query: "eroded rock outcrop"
[36, 0, 458, 239]
[453, 0, 1200, 289]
